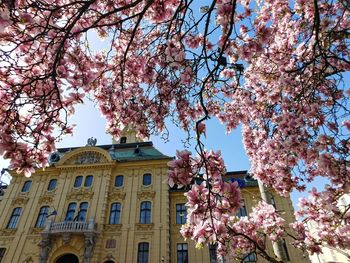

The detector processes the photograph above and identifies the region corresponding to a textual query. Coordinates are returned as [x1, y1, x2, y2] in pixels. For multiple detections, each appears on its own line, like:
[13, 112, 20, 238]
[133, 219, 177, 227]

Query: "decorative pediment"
[69, 151, 107, 165]
[12, 195, 29, 206]
[137, 191, 156, 200]
[108, 191, 126, 201]
[67, 188, 94, 201]
[57, 147, 113, 167]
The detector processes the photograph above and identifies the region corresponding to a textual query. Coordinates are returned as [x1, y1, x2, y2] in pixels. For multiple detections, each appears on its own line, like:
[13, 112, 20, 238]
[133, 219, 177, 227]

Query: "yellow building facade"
[0, 135, 309, 263]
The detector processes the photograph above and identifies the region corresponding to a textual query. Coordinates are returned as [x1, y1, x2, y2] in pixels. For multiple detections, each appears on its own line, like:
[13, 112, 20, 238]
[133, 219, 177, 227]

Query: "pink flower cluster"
[291, 187, 350, 254]
[0, 0, 349, 258]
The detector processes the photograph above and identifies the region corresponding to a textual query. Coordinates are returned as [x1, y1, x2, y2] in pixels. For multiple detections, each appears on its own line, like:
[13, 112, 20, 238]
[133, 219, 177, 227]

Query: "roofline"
[57, 141, 155, 152]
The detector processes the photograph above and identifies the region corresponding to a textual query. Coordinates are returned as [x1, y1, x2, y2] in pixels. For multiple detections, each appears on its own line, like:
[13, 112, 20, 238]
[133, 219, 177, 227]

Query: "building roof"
[170, 170, 258, 192]
[53, 141, 172, 163]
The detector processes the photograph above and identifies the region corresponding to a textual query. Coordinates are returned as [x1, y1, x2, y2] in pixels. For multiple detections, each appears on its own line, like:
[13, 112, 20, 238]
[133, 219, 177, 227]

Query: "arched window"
[47, 179, 57, 191]
[77, 202, 88, 221]
[137, 242, 149, 263]
[21, 180, 32, 192]
[7, 207, 22, 229]
[65, 202, 77, 221]
[142, 173, 152, 186]
[109, 203, 121, 224]
[84, 175, 93, 187]
[35, 206, 49, 228]
[74, 176, 83, 188]
[115, 175, 124, 187]
[140, 201, 151, 224]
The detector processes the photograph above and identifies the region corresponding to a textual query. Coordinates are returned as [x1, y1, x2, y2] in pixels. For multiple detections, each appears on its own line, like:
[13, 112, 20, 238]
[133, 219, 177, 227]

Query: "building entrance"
[55, 254, 79, 263]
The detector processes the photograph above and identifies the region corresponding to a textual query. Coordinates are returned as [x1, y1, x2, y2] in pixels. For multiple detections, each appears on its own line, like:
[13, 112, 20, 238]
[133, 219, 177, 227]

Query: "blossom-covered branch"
[0, 0, 349, 260]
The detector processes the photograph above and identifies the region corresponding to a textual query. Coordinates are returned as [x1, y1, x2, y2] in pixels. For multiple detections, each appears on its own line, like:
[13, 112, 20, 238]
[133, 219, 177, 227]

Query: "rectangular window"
[35, 206, 49, 228]
[7, 207, 22, 229]
[140, 201, 151, 224]
[0, 248, 6, 263]
[176, 204, 187, 224]
[106, 239, 116, 248]
[209, 244, 218, 263]
[115, 175, 124, 187]
[137, 242, 149, 263]
[177, 243, 188, 263]
[237, 200, 248, 218]
[109, 203, 121, 224]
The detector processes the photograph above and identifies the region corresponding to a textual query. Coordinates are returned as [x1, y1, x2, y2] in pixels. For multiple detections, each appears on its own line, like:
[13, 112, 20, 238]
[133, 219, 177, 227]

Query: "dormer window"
[120, 137, 127, 144]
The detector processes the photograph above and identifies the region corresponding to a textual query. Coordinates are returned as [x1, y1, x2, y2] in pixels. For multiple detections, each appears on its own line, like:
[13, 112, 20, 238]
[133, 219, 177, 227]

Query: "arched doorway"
[55, 254, 79, 263]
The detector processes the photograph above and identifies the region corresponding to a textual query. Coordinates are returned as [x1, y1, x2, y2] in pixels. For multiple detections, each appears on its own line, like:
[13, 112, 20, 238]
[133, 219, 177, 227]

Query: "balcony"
[42, 218, 97, 234]
[39, 218, 98, 263]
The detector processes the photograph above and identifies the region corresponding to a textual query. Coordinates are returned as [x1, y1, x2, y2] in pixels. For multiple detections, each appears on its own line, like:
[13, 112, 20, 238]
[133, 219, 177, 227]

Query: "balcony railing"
[43, 218, 97, 234]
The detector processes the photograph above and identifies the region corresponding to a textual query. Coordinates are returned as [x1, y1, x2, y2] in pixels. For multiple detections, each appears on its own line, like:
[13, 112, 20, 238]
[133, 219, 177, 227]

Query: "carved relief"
[29, 227, 44, 235]
[108, 191, 126, 200]
[61, 151, 110, 166]
[137, 191, 156, 200]
[135, 223, 154, 231]
[0, 228, 17, 236]
[103, 224, 122, 232]
[0, 236, 14, 245]
[38, 194, 54, 204]
[67, 188, 94, 201]
[12, 195, 29, 206]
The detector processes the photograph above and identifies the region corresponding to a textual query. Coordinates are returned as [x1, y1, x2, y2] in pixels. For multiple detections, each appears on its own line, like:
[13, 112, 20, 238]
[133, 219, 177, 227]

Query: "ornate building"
[0, 131, 309, 263]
